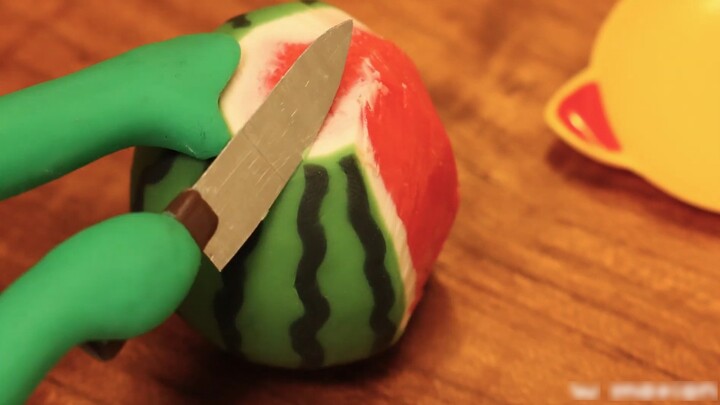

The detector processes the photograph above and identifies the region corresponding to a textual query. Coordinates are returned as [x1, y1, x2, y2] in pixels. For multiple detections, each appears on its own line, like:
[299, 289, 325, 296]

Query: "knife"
[172, 19, 352, 270]
[84, 20, 353, 360]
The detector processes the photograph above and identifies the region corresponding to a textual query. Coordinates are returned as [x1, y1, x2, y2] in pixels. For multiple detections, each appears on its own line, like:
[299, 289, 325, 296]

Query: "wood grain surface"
[1, 0, 719, 404]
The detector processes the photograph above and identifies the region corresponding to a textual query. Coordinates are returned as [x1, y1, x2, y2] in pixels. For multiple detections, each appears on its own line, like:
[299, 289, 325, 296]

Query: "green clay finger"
[0, 213, 200, 405]
[0, 33, 239, 200]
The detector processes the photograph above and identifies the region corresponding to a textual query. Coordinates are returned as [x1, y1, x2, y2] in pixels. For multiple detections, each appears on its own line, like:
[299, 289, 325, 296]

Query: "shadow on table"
[165, 275, 457, 404]
[545, 140, 720, 235]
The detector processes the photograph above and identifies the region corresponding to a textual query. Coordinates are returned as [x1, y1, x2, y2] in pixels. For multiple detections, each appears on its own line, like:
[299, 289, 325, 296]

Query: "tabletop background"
[2, 0, 719, 404]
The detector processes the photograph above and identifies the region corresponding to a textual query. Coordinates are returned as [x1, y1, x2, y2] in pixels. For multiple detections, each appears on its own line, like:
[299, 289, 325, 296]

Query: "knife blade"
[168, 19, 353, 271]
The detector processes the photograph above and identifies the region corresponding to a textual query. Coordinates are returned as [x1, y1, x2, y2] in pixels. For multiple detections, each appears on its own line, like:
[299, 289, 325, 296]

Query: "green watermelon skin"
[132, 143, 406, 368]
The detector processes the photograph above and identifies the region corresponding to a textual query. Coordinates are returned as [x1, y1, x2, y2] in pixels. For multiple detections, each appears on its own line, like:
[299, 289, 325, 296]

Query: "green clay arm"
[0, 33, 240, 200]
[0, 213, 201, 405]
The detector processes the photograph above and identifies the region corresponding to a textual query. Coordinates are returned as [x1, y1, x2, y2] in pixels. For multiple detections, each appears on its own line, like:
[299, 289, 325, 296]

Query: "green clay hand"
[0, 33, 240, 404]
[0, 33, 240, 199]
[0, 213, 201, 405]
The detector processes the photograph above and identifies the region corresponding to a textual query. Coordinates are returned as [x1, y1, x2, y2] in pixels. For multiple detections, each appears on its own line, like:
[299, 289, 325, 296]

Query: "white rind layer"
[220, 7, 365, 156]
[219, 7, 417, 332]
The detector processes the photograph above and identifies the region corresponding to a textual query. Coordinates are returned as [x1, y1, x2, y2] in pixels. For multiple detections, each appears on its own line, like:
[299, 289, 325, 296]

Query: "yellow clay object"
[546, 0, 720, 212]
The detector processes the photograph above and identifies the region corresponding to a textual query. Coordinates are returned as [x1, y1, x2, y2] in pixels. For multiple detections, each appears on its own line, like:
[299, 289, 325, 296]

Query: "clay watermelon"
[131, 2, 458, 369]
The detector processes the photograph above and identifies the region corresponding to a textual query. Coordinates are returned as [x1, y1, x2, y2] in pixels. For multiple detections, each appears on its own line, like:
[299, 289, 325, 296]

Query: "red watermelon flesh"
[264, 29, 458, 307]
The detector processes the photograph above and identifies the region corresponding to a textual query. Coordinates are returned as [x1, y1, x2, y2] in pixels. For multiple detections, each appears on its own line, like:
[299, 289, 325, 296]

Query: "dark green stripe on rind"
[226, 14, 251, 29]
[213, 223, 264, 355]
[339, 155, 397, 352]
[217, 2, 332, 39]
[290, 165, 331, 368]
[130, 149, 178, 212]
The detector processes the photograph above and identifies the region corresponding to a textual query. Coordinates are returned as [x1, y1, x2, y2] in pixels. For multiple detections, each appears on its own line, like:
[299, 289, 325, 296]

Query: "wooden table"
[2, 0, 719, 403]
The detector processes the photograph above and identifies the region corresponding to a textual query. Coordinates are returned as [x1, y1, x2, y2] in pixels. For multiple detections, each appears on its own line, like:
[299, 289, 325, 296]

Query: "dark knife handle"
[165, 189, 219, 249]
[82, 189, 219, 361]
